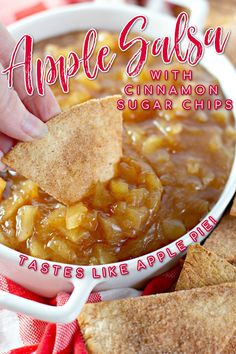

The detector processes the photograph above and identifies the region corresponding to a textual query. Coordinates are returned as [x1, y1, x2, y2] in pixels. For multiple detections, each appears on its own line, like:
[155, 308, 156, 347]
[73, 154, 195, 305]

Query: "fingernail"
[0, 151, 6, 171]
[21, 116, 48, 140]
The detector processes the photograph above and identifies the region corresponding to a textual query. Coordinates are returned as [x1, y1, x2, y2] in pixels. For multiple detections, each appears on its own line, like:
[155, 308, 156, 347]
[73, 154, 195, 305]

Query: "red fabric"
[15, 2, 47, 21]
[0, 265, 181, 354]
[0, 0, 147, 25]
[142, 264, 181, 295]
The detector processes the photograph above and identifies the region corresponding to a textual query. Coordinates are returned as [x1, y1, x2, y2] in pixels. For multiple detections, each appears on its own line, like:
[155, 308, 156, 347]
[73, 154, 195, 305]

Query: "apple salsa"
[0, 31, 235, 265]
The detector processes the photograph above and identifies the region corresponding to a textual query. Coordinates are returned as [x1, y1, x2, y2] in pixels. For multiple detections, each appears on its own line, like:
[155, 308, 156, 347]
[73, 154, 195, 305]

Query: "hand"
[0, 23, 61, 170]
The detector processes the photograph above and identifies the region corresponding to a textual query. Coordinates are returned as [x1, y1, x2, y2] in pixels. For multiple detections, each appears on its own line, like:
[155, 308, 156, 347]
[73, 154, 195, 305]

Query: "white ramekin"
[0, 0, 235, 323]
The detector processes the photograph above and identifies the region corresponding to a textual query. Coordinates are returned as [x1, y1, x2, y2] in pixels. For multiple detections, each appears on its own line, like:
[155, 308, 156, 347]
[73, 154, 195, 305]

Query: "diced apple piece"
[187, 161, 200, 174]
[66, 202, 88, 230]
[92, 182, 113, 210]
[0, 177, 6, 201]
[135, 68, 152, 83]
[195, 111, 208, 123]
[66, 228, 90, 244]
[211, 110, 229, 125]
[0, 229, 11, 247]
[127, 127, 144, 145]
[162, 219, 186, 242]
[146, 191, 162, 211]
[142, 135, 163, 154]
[96, 31, 118, 52]
[208, 135, 223, 152]
[90, 244, 117, 265]
[47, 236, 78, 263]
[225, 126, 236, 140]
[0, 180, 39, 222]
[127, 188, 148, 207]
[80, 211, 98, 232]
[145, 173, 163, 192]
[21, 180, 39, 199]
[114, 201, 127, 215]
[120, 206, 149, 232]
[46, 206, 66, 229]
[29, 236, 51, 259]
[118, 161, 138, 184]
[110, 179, 129, 200]
[99, 215, 122, 245]
[16, 205, 38, 242]
[167, 123, 183, 135]
[75, 73, 101, 91]
[0, 195, 24, 222]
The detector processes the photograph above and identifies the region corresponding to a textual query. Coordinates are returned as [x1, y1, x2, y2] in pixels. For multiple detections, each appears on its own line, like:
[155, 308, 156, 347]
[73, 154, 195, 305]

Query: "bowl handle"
[0, 278, 99, 323]
[147, 0, 209, 32]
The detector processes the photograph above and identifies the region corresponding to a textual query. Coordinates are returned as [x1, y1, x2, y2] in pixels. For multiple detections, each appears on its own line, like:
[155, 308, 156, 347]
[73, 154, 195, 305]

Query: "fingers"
[0, 151, 6, 171]
[0, 23, 61, 122]
[0, 66, 48, 141]
[0, 132, 15, 153]
[21, 87, 61, 122]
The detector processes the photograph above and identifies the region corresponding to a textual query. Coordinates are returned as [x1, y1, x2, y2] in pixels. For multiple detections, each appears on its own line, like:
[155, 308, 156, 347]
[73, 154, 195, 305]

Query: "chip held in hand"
[3, 96, 123, 205]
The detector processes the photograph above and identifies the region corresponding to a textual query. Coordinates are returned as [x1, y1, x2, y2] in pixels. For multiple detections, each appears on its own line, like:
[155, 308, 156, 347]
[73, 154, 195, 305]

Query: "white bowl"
[0, 1, 235, 323]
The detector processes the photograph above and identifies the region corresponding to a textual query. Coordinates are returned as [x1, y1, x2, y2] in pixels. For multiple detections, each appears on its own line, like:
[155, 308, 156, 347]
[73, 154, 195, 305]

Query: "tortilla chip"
[204, 214, 236, 265]
[78, 283, 236, 354]
[175, 244, 236, 291]
[3, 96, 122, 205]
[175, 244, 236, 352]
[222, 335, 236, 354]
[230, 196, 236, 217]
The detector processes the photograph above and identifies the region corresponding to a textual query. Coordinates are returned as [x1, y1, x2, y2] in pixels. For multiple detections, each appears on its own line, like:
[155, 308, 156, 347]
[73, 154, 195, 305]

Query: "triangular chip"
[222, 335, 236, 354]
[3, 96, 122, 205]
[175, 244, 236, 291]
[78, 283, 236, 354]
[175, 244, 236, 352]
[230, 196, 236, 216]
[204, 214, 236, 266]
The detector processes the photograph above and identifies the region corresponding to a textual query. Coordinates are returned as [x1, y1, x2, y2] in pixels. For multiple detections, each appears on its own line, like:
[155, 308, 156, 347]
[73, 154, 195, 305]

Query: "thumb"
[0, 68, 48, 142]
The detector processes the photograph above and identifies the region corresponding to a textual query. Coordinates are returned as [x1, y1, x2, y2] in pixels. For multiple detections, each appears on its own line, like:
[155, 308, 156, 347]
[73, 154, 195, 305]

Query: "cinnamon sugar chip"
[3, 96, 122, 205]
[175, 244, 236, 352]
[204, 213, 236, 266]
[230, 196, 236, 216]
[175, 244, 236, 291]
[78, 283, 236, 354]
